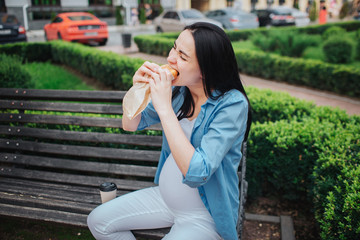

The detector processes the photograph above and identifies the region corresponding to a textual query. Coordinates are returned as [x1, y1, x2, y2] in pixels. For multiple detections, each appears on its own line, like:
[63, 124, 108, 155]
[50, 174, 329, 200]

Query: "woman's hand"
[148, 67, 174, 118]
[133, 61, 160, 85]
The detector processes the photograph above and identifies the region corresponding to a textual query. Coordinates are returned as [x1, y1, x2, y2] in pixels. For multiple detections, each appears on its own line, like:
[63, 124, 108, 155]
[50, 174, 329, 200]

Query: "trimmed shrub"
[322, 26, 346, 40]
[323, 36, 354, 63]
[309, 0, 318, 22]
[139, 8, 146, 24]
[0, 42, 52, 62]
[134, 34, 174, 56]
[356, 30, 360, 60]
[246, 87, 314, 123]
[250, 31, 321, 57]
[49, 41, 144, 90]
[339, 1, 351, 19]
[235, 48, 360, 97]
[0, 54, 34, 88]
[312, 122, 360, 239]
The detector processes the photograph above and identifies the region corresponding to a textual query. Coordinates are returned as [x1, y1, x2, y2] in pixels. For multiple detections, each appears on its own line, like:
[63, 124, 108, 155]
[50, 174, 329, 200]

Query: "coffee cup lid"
[100, 182, 117, 192]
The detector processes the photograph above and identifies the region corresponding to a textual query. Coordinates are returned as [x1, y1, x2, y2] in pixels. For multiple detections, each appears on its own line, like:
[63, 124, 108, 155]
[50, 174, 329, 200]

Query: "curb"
[245, 213, 295, 240]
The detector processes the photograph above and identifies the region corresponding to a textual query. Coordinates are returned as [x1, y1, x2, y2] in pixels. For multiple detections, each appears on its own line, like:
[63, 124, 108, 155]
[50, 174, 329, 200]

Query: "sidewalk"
[97, 45, 360, 116]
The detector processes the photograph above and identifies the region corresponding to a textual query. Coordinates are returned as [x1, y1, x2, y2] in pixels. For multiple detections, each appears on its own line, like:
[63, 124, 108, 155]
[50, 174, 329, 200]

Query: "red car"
[44, 12, 108, 46]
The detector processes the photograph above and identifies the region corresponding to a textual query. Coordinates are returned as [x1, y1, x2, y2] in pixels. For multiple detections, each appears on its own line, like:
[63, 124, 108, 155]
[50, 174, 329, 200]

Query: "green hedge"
[0, 42, 52, 62]
[225, 20, 360, 41]
[245, 86, 360, 239]
[0, 41, 144, 90]
[235, 49, 360, 97]
[49, 41, 144, 90]
[0, 54, 34, 88]
[134, 21, 360, 98]
[312, 123, 360, 239]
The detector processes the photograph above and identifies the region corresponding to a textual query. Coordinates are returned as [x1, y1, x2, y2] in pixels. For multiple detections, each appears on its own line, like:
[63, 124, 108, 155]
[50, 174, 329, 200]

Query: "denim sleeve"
[183, 94, 248, 188]
[137, 87, 185, 131]
[137, 101, 160, 131]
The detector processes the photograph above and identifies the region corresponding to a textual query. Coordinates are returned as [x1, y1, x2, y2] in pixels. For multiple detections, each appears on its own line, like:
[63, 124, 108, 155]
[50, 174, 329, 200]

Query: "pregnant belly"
[159, 154, 205, 211]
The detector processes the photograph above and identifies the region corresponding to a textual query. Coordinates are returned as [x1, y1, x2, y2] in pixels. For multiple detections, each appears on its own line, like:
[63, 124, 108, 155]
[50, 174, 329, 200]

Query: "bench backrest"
[1, 88, 161, 202]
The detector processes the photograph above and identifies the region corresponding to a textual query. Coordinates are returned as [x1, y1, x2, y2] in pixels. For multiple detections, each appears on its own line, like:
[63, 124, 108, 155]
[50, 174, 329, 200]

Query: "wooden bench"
[0, 88, 248, 239]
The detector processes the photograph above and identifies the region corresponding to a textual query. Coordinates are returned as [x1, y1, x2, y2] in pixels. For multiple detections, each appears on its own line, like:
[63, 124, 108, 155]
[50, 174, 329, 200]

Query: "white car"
[205, 8, 259, 30]
[290, 8, 310, 27]
[154, 9, 223, 33]
[274, 6, 310, 27]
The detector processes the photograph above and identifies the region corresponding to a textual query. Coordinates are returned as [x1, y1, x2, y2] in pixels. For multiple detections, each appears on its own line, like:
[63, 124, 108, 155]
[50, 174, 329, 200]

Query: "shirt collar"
[206, 89, 222, 106]
[179, 87, 222, 106]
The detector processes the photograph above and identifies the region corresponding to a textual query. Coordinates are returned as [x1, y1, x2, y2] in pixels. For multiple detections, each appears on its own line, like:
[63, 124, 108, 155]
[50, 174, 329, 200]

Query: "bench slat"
[0, 191, 95, 214]
[0, 99, 123, 114]
[0, 181, 100, 204]
[0, 178, 134, 205]
[0, 167, 156, 191]
[0, 113, 162, 131]
[0, 88, 126, 102]
[0, 203, 89, 227]
[0, 178, 104, 195]
[0, 126, 162, 147]
[1, 153, 157, 177]
[0, 139, 160, 162]
[0, 113, 123, 128]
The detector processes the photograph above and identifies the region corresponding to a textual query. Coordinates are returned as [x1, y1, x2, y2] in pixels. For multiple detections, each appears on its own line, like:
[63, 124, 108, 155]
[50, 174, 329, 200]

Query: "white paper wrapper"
[123, 82, 151, 120]
[123, 65, 178, 120]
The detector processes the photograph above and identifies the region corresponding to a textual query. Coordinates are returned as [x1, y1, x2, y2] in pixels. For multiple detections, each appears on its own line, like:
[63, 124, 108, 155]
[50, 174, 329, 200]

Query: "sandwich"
[123, 64, 178, 120]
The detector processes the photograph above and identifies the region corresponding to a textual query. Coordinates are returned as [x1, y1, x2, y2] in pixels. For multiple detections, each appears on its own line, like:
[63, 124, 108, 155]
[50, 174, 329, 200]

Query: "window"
[181, 9, 203, 19]
[163, 11, 175, 19]
[32, 0, 60, 6]
[52, 17, 63, 23]
[68, 15, 94, 21]
[0, 14, 19, 24]
[89, 0, 112, 5]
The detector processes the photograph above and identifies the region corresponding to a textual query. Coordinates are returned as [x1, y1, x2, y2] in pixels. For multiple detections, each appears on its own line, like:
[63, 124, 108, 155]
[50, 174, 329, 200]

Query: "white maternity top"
[159, 118, 206, 211]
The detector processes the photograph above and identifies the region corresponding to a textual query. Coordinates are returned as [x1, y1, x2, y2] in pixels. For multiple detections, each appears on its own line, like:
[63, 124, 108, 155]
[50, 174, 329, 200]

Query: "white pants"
[87, 187, 221, 240]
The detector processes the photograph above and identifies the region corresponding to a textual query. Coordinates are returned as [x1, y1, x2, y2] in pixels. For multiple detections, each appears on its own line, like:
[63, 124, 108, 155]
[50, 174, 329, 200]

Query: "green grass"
[0, 216, 94, 240]
[232, 40, 262, 51]
[23, 61, 94, 90]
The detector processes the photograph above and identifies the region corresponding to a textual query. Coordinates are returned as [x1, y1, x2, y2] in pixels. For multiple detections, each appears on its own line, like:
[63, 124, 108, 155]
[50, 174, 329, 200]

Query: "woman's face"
[167, 30, 203, 89]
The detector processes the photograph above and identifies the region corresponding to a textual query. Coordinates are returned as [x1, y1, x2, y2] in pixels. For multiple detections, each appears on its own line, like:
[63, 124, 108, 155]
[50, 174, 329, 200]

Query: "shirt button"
[203, 177, 207, 181]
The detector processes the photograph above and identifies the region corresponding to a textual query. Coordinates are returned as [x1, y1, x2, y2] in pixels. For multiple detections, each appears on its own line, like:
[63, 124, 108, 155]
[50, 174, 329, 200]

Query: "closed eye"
[173, 42, 189, 61]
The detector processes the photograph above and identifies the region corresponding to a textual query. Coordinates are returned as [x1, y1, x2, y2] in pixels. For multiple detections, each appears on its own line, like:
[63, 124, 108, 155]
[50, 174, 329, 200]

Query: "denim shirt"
[137, 86, 248, 240]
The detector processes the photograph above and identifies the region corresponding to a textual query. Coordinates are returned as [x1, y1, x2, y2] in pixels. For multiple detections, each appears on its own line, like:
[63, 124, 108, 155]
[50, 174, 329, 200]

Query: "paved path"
[97, 45, 360, 116]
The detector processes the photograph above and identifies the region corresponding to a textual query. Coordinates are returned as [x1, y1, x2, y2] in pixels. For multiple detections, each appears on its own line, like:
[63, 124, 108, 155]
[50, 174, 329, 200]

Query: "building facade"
[2, 0, 340, 29]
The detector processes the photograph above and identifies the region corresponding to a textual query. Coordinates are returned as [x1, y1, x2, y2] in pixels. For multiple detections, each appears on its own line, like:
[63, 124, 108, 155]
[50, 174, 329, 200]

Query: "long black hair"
[173, 22, 252, 141]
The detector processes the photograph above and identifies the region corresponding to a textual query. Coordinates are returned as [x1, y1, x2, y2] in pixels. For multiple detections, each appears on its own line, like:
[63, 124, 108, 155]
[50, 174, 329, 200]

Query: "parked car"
[205, 8, 259, 30]
[44, 12, 108, 46]
[251, 7, 296, 27]
[153, 9, 222, 33]
[0, 13, 27, 44]
[287, 7, 310, 27]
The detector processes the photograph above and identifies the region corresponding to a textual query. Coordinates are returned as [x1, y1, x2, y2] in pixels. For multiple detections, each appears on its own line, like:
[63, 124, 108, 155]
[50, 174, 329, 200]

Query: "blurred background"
[1, 0, 355, 31]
